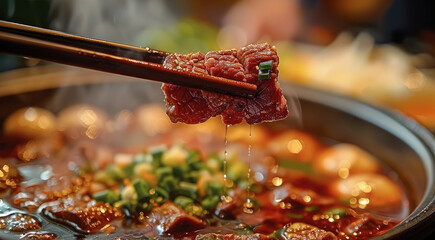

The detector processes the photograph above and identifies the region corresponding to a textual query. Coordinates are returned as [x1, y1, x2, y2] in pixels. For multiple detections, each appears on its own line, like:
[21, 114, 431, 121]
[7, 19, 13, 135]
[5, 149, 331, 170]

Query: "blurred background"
[0, 0, 434, 131]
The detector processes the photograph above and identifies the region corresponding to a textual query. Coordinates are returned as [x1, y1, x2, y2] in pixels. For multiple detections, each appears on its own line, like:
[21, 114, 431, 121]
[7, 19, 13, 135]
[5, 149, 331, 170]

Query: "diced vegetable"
[187, 150, 201, 163]
[121, 185, 138, 203]
[93, 190, 120, 205]
[197, 172, 212, 197]
[172, 165, 190, 179]
[270, 227, 285, 239]
[114, 199, 134, 211]
[205, 181, 223, 196]
[150, 146, 166, 166]
[174, 196, 194, 208]
[93, 171, 115, 185]
[134, 162, 153, 177]
[132, 179, 151, 201]
[150, 187, 169, 204]
[185, 171, 200, 182]
[155, 166, 173, 179]
[162, 145, 188, 166]
[206, 156, 223, 172]
[201, 195, 220, 210]
[258, 69, 271, 81]
[236, 226, 254, 235]
[323, 207, 347, 218]
[258, 60, 273, 81]
[184, 204, 206, 218]
[259, 60, 273, 70]
[227, 161, 248, 182]
[179, 181, 198, 199]
[90, 144, 260, 217]
[159, 175, 177, 193]
[105, 164, 126, 181]
[138, 201, 153, 212]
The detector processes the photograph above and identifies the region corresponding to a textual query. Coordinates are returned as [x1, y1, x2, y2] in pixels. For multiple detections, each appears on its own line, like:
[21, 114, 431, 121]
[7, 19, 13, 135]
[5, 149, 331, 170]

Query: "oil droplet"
[221, 125, 230, 202]
[302, 195, 312, 203]
[287, 139, 303, 154]
[272, 177, 283, 187]
[244, 125, 254, 214]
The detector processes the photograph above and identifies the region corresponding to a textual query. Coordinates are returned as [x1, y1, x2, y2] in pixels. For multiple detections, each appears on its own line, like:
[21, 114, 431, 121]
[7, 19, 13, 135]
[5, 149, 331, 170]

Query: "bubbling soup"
[0, 104, 409, 240]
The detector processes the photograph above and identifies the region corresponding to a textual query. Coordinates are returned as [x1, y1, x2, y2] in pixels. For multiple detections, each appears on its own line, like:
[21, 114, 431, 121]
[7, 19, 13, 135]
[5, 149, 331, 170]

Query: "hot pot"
[0, 65, 434, 239]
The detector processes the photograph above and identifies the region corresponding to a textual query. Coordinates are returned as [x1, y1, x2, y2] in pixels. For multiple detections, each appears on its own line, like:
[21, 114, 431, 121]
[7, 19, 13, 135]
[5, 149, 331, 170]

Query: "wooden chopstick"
[0, 21, 257, 98]
[0, 20, 168, 64]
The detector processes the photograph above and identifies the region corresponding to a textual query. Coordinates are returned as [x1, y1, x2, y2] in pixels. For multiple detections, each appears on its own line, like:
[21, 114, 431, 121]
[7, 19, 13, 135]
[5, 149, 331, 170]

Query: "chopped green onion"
[323, 207, 347, 218]
[227, 161, 248, 182]
[185, 171, 200, 182]
[189, 161, 206, 171]
[179, 181, 198, 199]
[269, 227, 285, 240]
[162, 145, 187, 166]
[105, 164, 125, 181]
[236, 227, 254, 235]
[184, 204, 206, 218]
[206, 156, 223, 172]
[159, 175, 177, 193]
[172, 165, 190, 179]
[201, 195, 220, 210]
[187, 151, 201, 163]
[205, 181, 223, 196]
[155, 166, 173, 180]
[123, 162, 136, 177]
[93, 190, 120, 205]
[150, 146, 167, 167]
[132, 179, 151, 201]
[259, 60, 273, 70]
[137, 201, 153, 212]
[151, 187, 169, 203]
[258, 69, 271, 81]
[174, 196, 194, 208]
[305, 206, 320, 212]
[113, 199, 133, 210]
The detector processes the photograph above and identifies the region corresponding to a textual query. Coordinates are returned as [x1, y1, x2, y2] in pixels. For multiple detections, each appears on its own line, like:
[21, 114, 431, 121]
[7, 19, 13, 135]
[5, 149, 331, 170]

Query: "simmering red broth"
[0, 104, 410, 240]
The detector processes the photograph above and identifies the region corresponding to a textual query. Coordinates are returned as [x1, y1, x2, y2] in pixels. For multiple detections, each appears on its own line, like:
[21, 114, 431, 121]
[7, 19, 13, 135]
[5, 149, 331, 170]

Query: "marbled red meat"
[281, 222, 337, 240]
[41, 198, 122, 233]
[162, 43, 288, 125]
[0, 213, 41, 232]
[147, 202, 205, 234]
[205, 49, 245, 82]
[162, 52, 219, 124]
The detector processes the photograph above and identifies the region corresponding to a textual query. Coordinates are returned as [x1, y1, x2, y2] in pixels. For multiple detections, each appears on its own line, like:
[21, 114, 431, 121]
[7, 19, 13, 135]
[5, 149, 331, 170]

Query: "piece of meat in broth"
[147, 202, 205, 234]
[41, 198, 123, 233]
[282, 222, 337, 240]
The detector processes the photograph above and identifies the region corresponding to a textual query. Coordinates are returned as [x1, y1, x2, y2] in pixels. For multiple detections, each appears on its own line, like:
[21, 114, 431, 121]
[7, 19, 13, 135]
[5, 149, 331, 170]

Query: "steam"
[46, 0, 179, 113]
[50, 0, 178, 45]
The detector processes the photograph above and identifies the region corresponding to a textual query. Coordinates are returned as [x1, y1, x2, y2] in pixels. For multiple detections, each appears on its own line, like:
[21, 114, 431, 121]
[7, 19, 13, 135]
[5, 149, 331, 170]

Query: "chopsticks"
[0, 21, 257, 98]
